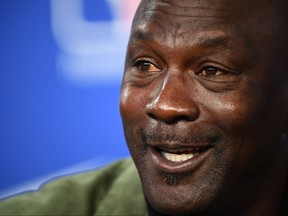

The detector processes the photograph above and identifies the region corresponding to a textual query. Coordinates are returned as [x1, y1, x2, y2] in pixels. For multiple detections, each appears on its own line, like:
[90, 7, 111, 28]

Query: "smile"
[149, 145, 213, 174]
[160, 147, 210, 162]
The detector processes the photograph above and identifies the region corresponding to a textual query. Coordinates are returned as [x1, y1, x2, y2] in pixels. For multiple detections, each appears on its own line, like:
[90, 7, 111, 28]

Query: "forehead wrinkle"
[142, 0, 234, 19]
[142, 7, 228, 20]
[131, 0, 257, 59]
[132, 9, 254, 53]
[144, 9, 227, 20]
[152, 0, 234, 11]
[132, 12, 231, 49]
[130, 26, 246, 52]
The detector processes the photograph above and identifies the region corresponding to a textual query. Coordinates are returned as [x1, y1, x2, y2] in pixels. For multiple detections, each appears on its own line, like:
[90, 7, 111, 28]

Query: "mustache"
[140, 128, 221, 144]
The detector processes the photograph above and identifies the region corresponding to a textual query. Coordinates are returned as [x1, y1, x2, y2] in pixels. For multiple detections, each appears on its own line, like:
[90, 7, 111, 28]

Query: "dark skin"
[120, 0, 288, 215]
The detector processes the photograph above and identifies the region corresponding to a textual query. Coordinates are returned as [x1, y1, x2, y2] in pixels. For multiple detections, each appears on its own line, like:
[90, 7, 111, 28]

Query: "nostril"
[147, 110, 198, 124]
[174, 115, 192, 122]
[147, 112, 158, 120]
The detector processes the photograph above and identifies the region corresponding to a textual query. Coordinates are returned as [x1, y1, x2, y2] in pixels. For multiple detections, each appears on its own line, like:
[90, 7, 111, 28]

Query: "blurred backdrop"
[0, 0, 140, 198]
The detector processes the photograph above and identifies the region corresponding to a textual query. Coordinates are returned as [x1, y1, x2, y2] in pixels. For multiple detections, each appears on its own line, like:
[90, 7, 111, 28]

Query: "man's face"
[120, 0, 288, 215]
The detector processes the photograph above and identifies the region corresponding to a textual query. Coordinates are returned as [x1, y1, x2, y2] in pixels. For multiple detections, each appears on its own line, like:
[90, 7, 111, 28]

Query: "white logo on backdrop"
[51, 0, 140, 85]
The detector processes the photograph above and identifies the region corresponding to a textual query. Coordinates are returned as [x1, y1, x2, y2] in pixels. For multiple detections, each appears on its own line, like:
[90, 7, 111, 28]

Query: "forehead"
[130, 0, 281, 49]
[137, 0, 244, 20]
[135, 0, 277, 22]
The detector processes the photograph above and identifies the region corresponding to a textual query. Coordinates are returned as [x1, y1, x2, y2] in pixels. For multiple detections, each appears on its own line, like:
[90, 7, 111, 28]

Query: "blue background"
[0, 0, 136, 197]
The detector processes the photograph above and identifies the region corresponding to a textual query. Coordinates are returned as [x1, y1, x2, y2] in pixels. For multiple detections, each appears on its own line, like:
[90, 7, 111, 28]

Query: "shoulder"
[0, 158, 147, 216]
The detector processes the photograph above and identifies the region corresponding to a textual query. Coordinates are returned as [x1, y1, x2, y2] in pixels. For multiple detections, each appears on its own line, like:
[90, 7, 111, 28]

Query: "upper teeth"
[162, 151, 195, 162]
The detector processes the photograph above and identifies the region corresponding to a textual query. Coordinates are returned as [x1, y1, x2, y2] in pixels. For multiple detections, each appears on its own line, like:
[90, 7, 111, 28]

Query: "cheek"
[200, 90, 273, 162]
[201, 92, 257, 131]
[120, 85, 152, 165]
[201, 89, 284, 169]
[120, 85, 150, 149]
[120, 85, 146, 123]
[203, 87, 286, 143]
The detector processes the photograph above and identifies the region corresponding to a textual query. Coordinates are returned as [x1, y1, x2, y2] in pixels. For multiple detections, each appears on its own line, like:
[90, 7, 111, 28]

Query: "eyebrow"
[197, 36, 230, 48]
[130, 31, 152, 42]
[130, 30, 233, 49]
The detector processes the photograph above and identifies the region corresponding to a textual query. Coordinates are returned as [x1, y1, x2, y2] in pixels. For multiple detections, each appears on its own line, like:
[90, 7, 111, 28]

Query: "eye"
[198, 66, 224, 77]
[135, 61, 161, 72]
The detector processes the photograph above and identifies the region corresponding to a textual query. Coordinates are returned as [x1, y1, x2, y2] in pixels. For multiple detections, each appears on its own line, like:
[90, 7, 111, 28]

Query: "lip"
[149, 144, 213, 174]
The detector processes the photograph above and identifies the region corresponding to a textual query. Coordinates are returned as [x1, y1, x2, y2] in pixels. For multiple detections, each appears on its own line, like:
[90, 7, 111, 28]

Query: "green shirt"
[0, 158, 148, 216]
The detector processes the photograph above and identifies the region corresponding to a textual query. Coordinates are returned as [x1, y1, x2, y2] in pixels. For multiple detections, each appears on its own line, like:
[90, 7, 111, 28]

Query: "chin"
[136, 159, 224, 216]
[144, 179, 217, 216]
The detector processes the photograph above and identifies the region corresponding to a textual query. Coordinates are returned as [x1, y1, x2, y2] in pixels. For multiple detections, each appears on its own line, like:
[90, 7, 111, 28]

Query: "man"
[1, 0, 288, 215]
[121, 0, 288, 214]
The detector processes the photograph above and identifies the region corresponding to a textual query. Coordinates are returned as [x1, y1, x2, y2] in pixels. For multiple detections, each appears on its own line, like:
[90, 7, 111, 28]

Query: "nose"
[146, 73, 200, 124]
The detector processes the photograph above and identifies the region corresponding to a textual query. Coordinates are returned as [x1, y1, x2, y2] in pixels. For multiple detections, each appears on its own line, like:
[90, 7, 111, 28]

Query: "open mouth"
[159, 146, 210, 162]
[158, 146, 210, 162]
[150, 145, 213, 173]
